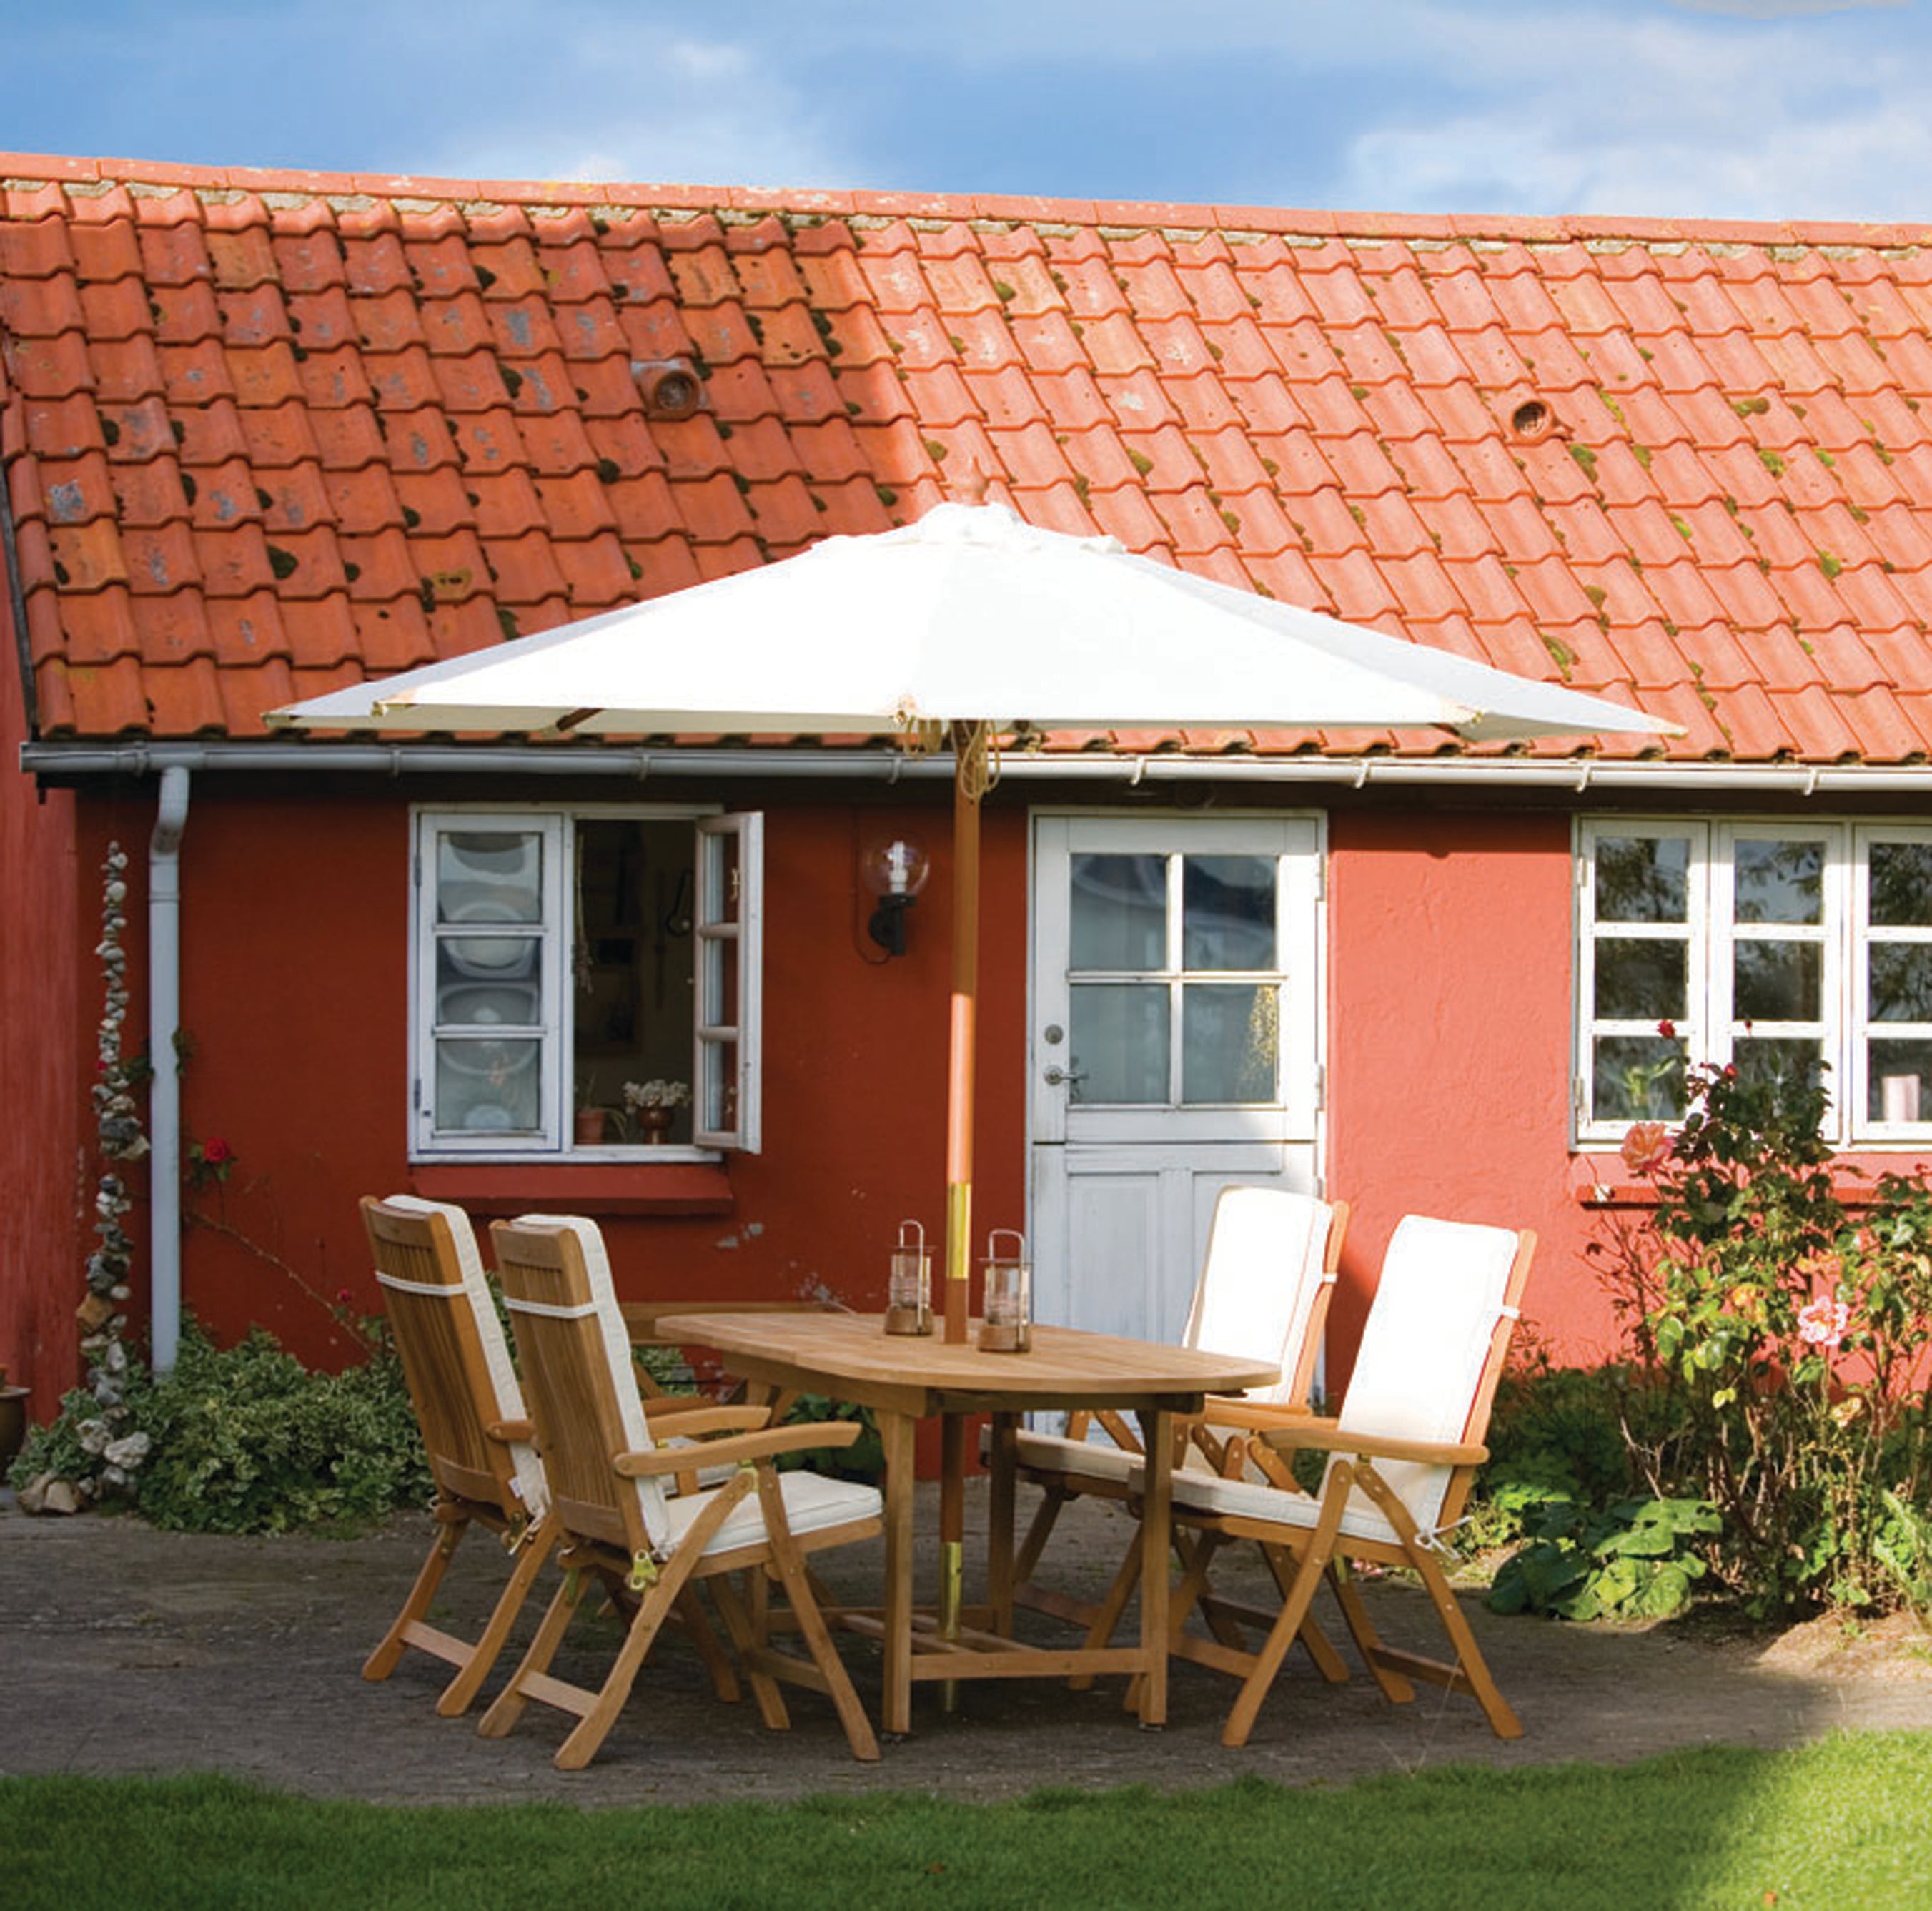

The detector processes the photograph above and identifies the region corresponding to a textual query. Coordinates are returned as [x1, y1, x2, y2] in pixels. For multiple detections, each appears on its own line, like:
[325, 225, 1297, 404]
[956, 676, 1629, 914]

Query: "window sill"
[410, 1160, 735, 1216]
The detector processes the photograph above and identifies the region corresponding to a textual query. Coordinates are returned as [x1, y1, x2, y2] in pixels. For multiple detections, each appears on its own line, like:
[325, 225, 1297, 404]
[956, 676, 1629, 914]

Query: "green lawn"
[9, 1732, 1932, 1911]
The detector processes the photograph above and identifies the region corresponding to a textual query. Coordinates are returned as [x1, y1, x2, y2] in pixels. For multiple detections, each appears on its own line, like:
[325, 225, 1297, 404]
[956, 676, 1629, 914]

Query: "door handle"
[1043, 1065, 1086, 1087]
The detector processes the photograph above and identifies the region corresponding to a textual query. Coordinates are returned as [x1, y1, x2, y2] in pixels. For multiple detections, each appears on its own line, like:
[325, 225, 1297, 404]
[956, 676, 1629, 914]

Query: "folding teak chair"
[359, 1194, 558, 1716]
[1164, 1214, 1536, 1746]
[481, 1215, 885, 1767]
[1007, 1186, 1347, 1641]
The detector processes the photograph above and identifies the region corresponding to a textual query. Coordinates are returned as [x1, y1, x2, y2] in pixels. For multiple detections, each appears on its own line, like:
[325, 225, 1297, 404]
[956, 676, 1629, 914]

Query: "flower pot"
[574, 1107, 609, 1144]
[636, 1106, 675, 1144]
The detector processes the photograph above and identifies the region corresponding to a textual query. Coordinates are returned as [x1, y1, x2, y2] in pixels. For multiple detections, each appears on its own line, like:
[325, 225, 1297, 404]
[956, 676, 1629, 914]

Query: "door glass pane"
[1735, 839, 1822, 925]
[1592, 1033, 1686, 1121]
[1069, 982, 1169, 1104]
[1735, 942, 1820, 1021]
[1070, 854, 1166, 970]
[1869, 1041, 1932, 1122]
[1593, 938, 1688, 1021]
[435, 1037, 541, 1133]
[1869, 944, 1932, 1022]
[435, 959, 541, 1028]
[1595, 835, 1689, 923]
[1182, 983, 1278, 1103]
[1871, 841, 1932, 927]
[1182, 856, 1275, 970]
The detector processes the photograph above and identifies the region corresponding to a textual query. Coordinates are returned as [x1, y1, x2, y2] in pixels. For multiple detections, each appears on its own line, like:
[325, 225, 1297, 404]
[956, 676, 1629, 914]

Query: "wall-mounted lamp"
[861, 835, 931, 957]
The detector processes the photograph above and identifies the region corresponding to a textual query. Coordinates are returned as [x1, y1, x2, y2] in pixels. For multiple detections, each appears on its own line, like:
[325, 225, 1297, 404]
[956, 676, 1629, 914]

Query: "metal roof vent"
[633, 357, 704, 419]
[1509, 397, 1555, 441]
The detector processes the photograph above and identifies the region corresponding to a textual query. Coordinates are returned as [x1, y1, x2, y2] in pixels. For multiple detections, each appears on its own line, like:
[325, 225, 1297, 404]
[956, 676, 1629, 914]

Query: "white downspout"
[148, 765, 190, 1375]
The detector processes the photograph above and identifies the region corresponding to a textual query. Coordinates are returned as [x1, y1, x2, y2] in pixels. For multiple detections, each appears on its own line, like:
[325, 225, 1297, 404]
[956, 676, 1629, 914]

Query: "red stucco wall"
[67, 780, 1028, 1373]
[1324, 801, 1612, 1386]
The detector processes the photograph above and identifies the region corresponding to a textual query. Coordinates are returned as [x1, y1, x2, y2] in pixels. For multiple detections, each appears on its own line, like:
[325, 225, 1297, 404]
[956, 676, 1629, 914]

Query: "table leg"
[1136, 1406, 1172, 1727]
[881, 1408, 917, 1737]
[939, 1413, 966, 1709]
[986, 1411, 1018, 1636]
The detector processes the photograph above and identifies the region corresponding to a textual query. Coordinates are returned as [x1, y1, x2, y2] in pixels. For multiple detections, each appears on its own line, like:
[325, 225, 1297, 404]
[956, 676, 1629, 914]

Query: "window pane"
[1070, 854, 1165, 970]
[1069, 982, 1169, 1104]
[572, 819, 696, 1132]
[1869, 944, 1932, 1023]
[1593, 937, 1688, 1022]
[435, 964, 541, 1027]
[1182, 856, 1275, 970]
[1592, 1034, 1686, 1121]
[1595, 835, 1689, 923]
[436, 831, 542, 923]
[1733, 1037, 1824, 1094]
[699, 1036, 738, 1135]
[1735, 941, 1820, 1022]
[1871, 841, 1932, 928]
[1182, 983, 1278, 1103]
[1869, 1042, 1932, 1122]
[435, 1037, 542, 1133]
[1735, 838, 1822, 926]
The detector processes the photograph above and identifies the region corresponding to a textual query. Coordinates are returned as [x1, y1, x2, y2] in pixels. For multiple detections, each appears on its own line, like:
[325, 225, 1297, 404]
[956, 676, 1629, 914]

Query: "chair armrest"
[1256, 1421, 1489, 1468]
[485, 1418, 535, 1443]
[644, 1404, 772, 1439]
[613, 1420, 865, 1476]
[1197, 1398, 1317, 1433]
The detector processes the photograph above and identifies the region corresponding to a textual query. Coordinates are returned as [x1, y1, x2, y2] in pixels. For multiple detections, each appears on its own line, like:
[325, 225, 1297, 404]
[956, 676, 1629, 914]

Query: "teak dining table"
[653, 1310, 1278, 1736]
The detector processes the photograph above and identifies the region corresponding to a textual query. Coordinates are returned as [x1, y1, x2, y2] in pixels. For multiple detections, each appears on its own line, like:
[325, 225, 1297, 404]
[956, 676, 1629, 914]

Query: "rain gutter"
[19, 738, 1932, 795]
[148, 764, 190, 1376]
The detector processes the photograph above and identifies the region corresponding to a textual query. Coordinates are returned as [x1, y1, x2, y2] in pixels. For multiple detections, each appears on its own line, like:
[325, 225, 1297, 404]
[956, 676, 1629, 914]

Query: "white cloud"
[1322, 4, 1932, 219]
[419, 29, 856, 190]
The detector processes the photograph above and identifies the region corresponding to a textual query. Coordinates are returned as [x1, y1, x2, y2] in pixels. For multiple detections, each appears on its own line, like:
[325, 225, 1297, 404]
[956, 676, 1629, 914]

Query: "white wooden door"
[1029, 813, 1324, 1345]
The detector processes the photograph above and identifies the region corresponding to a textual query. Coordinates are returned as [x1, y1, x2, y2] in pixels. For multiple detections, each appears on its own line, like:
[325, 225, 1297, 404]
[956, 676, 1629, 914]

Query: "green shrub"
[1599, 1060, 1932, 1619]
[778, 1393, 885, 1481]
[1488, 1494, 1720, 1621]
[9, 1323, 430, 1534]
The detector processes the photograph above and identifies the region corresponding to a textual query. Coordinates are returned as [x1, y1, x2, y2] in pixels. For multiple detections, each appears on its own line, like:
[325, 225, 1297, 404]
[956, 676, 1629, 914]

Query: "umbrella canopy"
[269, 501, 1674, 745]
[272, 500, 1673, 1348]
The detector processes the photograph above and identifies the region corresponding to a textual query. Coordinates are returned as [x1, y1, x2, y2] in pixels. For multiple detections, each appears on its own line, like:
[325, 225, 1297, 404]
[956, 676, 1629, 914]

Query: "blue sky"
[9, 0, 1929, 224]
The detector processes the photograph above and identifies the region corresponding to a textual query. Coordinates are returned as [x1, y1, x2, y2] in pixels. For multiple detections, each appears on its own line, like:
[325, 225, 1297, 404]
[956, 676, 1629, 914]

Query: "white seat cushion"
[663, 1468, 883, 1557]
[1011, 1428, 1140, 1484]
[1166, 1464, 1403, 1548]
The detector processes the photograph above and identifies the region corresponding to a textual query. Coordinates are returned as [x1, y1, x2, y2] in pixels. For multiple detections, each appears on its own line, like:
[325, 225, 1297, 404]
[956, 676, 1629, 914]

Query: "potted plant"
[621, 1077, 691, 1144]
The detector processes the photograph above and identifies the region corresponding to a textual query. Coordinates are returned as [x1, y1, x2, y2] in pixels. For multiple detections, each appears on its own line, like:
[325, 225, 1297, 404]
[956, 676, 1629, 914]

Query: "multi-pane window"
[412, 807, 761, 1158]
[1577, 819, 1932, 1145]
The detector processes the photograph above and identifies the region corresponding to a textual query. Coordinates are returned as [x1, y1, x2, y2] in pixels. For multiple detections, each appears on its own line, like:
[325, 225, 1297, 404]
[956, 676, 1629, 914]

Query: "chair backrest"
[1333, 1215, 1535, 1539]
[1184, 1187, 1347, 1408]
[360, 1193, 548, 1521]
[489, 1214, 671, 1558]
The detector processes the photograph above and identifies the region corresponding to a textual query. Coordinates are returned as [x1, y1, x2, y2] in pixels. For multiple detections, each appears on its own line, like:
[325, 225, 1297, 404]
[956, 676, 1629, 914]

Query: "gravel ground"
[4, 1482, 1929, 1809]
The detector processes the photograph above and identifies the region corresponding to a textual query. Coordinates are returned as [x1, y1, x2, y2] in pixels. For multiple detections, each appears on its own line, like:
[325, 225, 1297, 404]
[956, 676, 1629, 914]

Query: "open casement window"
[1577, 818, 1932, 1147]
[412, 807, 762, 1160]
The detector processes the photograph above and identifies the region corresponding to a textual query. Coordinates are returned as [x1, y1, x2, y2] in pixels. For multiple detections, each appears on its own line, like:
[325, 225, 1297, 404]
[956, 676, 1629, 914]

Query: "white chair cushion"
[515, 1213, 670, 1550]
[382, 1193, 549, 1520]
[1011, 1428, 1140, 1485]
[1166, 1465, 1404, 1548]
[663, 1468, 883, 1559]
[1187, 1187, 1334, 1406]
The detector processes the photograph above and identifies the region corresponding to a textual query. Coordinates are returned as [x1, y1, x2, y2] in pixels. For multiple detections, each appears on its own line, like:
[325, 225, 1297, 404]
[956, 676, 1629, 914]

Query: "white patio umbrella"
[272, 500, 1675, 1342]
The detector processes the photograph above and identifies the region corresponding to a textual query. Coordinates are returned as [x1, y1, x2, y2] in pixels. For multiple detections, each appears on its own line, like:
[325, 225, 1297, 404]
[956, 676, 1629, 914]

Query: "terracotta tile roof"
[11, 156, 1932, 761]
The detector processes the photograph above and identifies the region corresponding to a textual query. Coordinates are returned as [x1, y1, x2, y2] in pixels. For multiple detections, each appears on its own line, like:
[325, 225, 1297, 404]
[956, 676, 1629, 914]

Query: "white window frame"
[1575, 816, 1932, 1149]
[410, 804, 763, 1162]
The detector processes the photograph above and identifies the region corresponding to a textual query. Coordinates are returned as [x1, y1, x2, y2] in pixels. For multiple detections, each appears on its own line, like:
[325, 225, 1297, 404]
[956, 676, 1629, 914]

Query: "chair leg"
[1324, 1560, 1415, 1704]
[707, 1571, 793, 1731]
[753, 1468, 881, 1762]
[673, 1583, 743, 1705]
[1013, 1483, 1071, 1585]
[477, 1556, 595, 1740]
[435, 1516, 559, 1717]
[363, 1509, 465, 1682]
[1070, 1525, 1143, 1693]
[553, 1565, 698, 1770]
[1221, 1469, 1353, 1748]
[1257, 1541, 1351, 1686]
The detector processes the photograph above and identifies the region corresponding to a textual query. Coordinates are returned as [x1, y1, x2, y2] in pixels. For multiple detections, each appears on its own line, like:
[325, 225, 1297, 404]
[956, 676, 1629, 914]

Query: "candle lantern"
[883, 1219, 933, 1335]
[978, 1230, 1031, 1353]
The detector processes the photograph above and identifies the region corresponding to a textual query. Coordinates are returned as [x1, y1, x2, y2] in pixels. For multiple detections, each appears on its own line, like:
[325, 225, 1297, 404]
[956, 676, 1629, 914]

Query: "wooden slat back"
[490, 1218, 660, 1557]
[360, 1195, 516, 1514]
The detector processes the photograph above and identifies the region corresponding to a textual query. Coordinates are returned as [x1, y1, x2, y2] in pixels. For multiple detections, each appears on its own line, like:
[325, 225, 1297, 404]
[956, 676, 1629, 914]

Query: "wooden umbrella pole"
[942, 720, 991, 1346]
